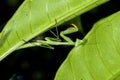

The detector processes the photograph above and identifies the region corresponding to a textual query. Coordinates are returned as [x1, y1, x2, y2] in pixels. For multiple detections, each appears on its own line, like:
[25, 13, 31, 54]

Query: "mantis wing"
[0, 0, 108, 61]
[54, 11, 120, 80]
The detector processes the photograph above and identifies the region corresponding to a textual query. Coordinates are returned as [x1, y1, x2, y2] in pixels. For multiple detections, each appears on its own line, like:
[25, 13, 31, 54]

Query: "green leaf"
[0, 0, 108, 61]
[54, 11, 120, 80]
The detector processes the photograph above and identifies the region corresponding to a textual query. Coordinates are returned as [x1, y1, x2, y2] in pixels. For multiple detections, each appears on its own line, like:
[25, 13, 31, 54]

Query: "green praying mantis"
[0, 0, 108, 61]
[18, 18, 83, 50]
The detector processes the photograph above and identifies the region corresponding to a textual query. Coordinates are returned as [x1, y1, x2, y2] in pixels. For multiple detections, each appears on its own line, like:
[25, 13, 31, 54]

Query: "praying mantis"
[0, 0, 108, 61]
[18, 19, 82, 50]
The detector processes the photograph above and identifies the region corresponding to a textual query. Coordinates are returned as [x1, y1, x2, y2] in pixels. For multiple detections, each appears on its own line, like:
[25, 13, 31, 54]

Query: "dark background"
[0, 0, 120, 80]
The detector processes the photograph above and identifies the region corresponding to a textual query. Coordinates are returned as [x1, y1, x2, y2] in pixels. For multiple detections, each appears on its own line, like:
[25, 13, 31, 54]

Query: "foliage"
[0, 0, 108, 61]
[55, 11, 120, 80]
[2, 0, 120, 80]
